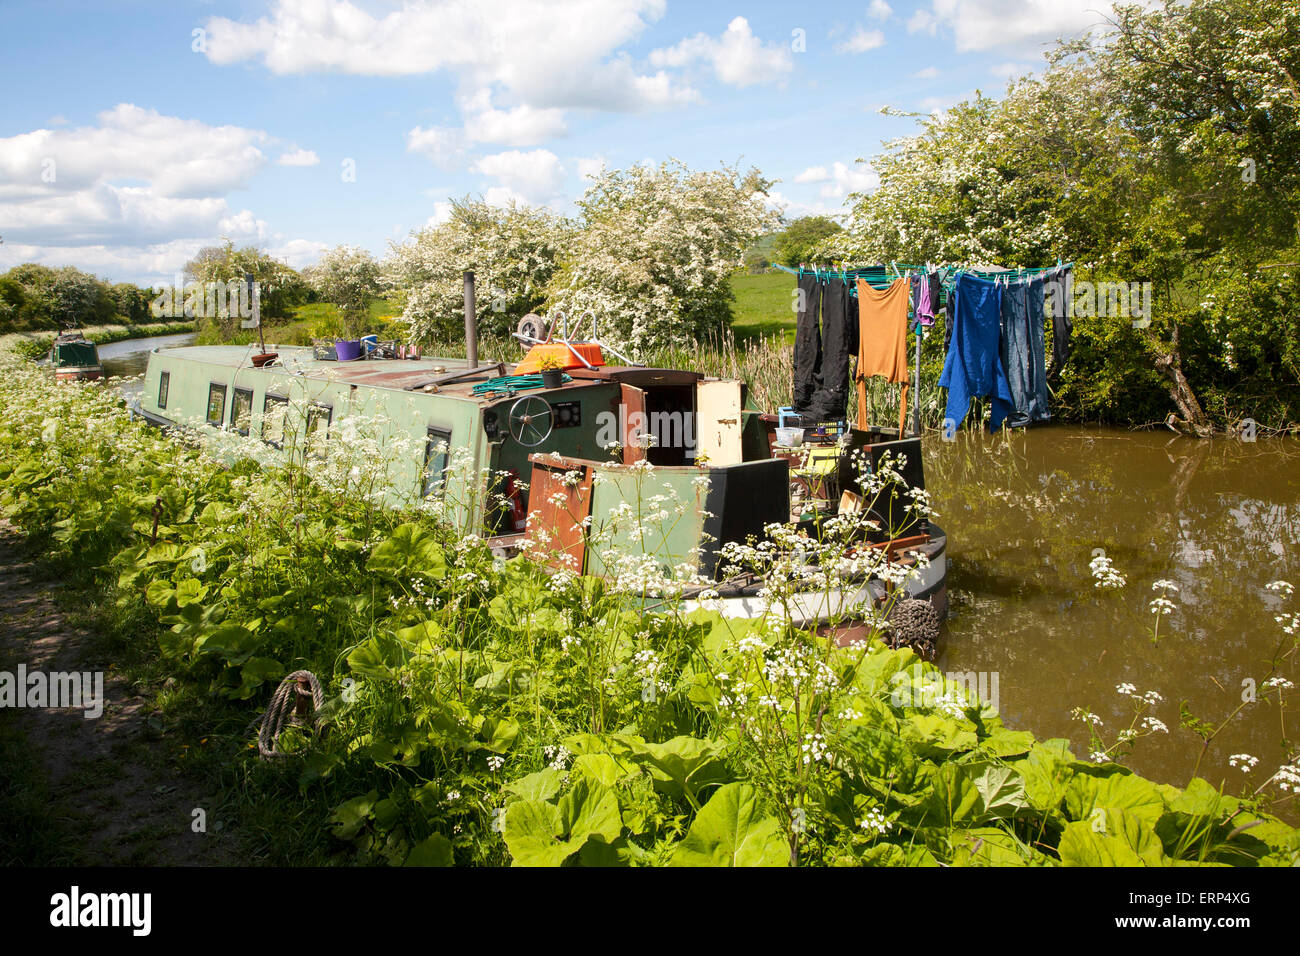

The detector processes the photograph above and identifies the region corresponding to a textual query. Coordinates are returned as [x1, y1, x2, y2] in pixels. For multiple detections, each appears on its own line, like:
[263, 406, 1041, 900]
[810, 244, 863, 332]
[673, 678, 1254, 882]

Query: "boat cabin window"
[206, 383, 227, 427]
[157, 371, 170, 410]
[231, 388, 254, 436]
[305, 402, 332, 455]
[422, 427, 453, 499]
[262, 393, 289, 447]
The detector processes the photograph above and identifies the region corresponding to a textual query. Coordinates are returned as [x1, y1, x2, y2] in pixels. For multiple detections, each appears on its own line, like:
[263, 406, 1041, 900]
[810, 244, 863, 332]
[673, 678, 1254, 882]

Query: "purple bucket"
[335, 339, 363, 362]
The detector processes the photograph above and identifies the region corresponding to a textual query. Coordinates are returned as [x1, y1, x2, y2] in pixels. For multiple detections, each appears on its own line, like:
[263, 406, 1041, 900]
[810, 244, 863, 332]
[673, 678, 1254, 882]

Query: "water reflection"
[100, 332, 195, 404]
[929, 426, 1300, 817]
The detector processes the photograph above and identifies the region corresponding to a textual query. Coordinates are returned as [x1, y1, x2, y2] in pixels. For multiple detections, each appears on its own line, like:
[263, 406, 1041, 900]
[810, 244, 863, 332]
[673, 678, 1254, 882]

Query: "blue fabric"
[938, 273, 1013, 431]
[999, 276, 1050, 427]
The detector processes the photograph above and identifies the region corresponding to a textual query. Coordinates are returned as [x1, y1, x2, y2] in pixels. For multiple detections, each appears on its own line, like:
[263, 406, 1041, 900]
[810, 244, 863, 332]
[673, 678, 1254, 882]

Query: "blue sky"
[0, 0, 1113, 286]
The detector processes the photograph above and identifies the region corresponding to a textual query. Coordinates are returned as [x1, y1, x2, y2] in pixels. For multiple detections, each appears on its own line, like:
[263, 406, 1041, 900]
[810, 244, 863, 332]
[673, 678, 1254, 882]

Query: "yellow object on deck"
[514, 343, 604, 374]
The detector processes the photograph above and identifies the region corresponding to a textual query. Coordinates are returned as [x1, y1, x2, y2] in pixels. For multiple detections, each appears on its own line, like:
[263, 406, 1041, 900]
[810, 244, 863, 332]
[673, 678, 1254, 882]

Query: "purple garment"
[910, 271, 938, 326]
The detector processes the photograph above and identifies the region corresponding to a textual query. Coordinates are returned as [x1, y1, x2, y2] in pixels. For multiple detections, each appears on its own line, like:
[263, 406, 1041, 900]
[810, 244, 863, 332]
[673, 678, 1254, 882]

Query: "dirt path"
[0, 520, 238, 865]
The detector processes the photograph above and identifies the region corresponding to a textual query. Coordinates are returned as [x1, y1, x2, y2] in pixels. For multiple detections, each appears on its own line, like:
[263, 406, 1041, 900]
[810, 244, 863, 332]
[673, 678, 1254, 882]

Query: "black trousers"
[792, 274, 822, 415]
[792, 276, 851, 422]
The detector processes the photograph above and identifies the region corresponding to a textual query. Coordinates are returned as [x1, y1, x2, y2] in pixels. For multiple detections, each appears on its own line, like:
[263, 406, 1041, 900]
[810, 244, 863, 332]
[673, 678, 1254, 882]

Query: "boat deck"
[158, 345, 531, 400]
[154, 345, 701, 403]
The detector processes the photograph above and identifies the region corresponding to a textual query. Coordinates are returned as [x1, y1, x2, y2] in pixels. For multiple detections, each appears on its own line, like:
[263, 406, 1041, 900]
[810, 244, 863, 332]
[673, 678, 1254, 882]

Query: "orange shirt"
[855, 277, 910, 384]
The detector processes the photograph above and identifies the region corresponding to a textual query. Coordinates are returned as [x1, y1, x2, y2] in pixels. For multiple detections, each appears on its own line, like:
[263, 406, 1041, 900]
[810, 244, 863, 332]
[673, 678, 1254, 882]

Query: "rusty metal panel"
[525, 456, 594, 574]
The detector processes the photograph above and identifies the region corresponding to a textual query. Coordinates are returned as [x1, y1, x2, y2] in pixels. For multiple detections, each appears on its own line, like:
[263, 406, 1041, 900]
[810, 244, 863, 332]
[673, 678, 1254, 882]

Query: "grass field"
[729, 270, 795, 341]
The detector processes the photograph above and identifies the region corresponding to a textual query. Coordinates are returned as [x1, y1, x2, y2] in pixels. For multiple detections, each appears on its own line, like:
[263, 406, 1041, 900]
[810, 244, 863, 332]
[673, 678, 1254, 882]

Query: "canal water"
[100, 332, 195, 404]
[928, 427, 1300, 812]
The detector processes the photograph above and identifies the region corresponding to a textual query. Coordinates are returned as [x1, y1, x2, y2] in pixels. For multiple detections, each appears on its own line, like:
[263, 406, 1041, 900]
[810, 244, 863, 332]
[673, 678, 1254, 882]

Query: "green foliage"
[183, 240, 308, 331]
[773, 216, 843, 268]
[1, 346, 1296, 866]
[0, 264, 155, 333]
[828, 0, 1300, 430]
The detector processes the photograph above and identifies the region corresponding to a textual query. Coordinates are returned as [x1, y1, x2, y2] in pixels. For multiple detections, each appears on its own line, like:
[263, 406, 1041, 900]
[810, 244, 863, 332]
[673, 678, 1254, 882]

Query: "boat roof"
[153, 344, 705, 404]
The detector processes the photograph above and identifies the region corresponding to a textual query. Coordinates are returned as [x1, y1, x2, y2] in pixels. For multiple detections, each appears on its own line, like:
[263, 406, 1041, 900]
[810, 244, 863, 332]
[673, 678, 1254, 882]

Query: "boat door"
[696, 380, 743, 465]
[620, 383, 648, 464]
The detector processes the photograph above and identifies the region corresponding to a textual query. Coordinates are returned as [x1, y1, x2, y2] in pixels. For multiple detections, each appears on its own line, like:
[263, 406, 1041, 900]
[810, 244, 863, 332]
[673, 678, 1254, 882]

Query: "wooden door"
[696, 380, 743, 465]
[620, 383, 647, 464]
[526, 455, 594, 573]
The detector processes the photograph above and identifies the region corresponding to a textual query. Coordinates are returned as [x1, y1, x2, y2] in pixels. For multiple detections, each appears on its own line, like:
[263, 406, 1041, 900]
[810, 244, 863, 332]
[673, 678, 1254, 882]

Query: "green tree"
[774, 216, 842, 267]
[386, 198, 572, 342]
[181, 240, 307, 335]
[304, 245, 381, 338]
[547, 160, 777, 349]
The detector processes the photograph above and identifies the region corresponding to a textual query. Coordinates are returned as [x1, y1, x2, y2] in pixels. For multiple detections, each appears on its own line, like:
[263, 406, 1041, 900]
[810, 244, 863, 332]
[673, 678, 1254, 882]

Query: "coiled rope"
[884, 598, 941, 661]
[257, 670, 325, 758]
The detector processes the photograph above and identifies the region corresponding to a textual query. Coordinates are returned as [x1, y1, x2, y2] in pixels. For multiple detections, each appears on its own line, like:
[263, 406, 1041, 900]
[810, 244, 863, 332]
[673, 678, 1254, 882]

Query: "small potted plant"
[538, 354, 565, 389]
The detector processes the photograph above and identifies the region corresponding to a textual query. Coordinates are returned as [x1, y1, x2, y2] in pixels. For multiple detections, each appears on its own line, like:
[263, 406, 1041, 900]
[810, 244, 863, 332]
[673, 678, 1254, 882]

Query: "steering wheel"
[508, 395, 554, 447]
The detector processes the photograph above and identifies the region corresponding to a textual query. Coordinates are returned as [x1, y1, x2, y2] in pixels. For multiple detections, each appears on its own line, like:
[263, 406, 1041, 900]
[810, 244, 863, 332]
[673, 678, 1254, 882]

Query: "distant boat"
[50, 330, 103, 382]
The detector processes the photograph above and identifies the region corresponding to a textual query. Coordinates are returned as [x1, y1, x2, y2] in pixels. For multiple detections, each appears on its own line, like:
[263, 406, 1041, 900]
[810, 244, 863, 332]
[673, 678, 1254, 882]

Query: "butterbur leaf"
[670, 782, 788, 867]
[505, 769, 566, 803]
[557, 779, 623, 845]
[366, 523, 447, 578]
[1064, 770, 1166, 826]
[406, 833, 454, 867]
[503, 800, 583, 867]
[1057, 816, 1168, 867]
[330, 791, 378, 840]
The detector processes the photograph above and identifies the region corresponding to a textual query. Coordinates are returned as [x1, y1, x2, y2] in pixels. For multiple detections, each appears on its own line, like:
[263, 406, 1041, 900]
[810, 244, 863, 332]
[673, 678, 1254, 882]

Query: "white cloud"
[815, 161, 878, 199]
[0, 105, 312, 285]
[204, 0, 690, 112]
[907, 9, 938, 35]
[990, 61, 1032, 79]
[794, 166, 829, 184]
[463, 100, 568, 146]
[835, 27, 886, 55]
[650, 16, 793, 88]
[266, 238, 330, 270]
[482, 185, 531, 208]
[405, 125, 468, 169]
[472, 148, 564, 203]
[0, 105, 272, 255]
[869, 0, 893, 19]
[906, 0, 1112, 52]
[426, 201, 455, 227]
[0, 104, 267, 200]
[277, 148, 320, 166]
[913, 66, 940, 79]
[766, 189, 841, 221]
[576, 156, 607, 181]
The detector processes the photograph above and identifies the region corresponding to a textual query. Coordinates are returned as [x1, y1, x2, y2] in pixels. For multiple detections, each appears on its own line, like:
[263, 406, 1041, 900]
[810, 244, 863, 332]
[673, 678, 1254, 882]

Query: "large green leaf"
[901, 713, 979, 758]
[623, 735, 728, 803]
[1058, 816, 1168, 867]
[503, 780, 623, 867]
[670, 783, 789, 867]
[405, 833, 454, 867]
[1065, 769, 1167, 828]
[365, 523, 447, 578]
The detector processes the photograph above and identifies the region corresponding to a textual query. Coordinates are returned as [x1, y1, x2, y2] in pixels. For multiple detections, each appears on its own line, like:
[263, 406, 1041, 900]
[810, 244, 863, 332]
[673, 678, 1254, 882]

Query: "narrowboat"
[50, 330, 103, 382]
[136, 326, 947, 642]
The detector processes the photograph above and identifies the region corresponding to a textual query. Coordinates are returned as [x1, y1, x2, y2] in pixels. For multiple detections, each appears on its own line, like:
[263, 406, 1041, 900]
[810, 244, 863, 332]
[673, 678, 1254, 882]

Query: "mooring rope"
[257, 670, 325, 759]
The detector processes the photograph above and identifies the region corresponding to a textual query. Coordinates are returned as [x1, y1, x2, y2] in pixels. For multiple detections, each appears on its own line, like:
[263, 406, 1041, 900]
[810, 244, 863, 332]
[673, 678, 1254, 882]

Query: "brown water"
[928, 426, 1300, 814]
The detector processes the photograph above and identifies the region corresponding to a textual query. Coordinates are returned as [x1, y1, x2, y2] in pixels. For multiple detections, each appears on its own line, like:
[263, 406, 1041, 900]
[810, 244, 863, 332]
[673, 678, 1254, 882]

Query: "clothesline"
[785, 260, 1076, 437]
